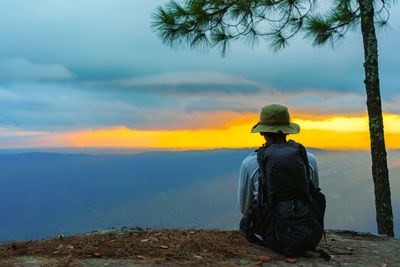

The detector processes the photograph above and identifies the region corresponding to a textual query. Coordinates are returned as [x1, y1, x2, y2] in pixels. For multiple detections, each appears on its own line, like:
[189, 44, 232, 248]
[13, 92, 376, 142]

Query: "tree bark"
[358, 0, 394, 236]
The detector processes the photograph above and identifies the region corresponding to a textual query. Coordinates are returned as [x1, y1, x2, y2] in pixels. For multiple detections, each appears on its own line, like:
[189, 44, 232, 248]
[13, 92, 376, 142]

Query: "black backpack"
[250, 140, 326, 257]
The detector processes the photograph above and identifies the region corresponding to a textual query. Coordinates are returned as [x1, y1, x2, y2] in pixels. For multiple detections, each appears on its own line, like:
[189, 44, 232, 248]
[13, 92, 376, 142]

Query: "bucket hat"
[251, 104, 300, 134]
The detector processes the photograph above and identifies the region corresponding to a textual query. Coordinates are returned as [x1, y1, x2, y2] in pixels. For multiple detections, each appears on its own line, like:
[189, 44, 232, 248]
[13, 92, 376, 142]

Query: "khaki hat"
[251, 104, 300, 134]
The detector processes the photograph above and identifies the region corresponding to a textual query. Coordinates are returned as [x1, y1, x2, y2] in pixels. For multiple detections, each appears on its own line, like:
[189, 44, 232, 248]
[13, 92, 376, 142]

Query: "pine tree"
[152, 0, 395, 236]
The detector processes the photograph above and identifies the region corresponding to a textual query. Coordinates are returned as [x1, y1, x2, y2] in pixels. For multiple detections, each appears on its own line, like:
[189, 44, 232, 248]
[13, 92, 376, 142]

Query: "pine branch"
[151, 0, 396, 53]
[304, 0, 360, 47]
[151, 0, 314, 55]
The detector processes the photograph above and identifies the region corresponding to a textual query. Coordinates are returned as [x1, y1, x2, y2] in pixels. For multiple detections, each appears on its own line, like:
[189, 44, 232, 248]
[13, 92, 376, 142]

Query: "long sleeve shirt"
[237, 150, 320, 215]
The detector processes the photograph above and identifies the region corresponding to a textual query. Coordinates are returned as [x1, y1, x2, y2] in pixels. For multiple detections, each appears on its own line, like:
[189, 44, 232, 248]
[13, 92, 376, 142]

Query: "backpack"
[250, 140, 326, 257]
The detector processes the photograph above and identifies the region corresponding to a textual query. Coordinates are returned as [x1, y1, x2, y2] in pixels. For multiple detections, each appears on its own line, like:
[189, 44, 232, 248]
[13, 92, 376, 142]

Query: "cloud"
[0, 79, 207, 132]
[116, 84, 262, 95]
[0, 58, 73, 81]
[0, 1, 398, 97]
[281, 90, 367, 115]
[89, 71, 263, 95]
[184, 99, 256, 113]
[0, 69, 397, 136]
[179, 88, 367, 116]
[383, 95, 400, 114]
[0, 79, 377, 132]
[117, 71, 258, 86]
[0, 0, 398, 150]
[0, 127, 49, 137]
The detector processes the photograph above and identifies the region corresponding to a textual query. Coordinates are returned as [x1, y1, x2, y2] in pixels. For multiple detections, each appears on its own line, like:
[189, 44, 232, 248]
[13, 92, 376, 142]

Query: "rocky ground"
[0, 228, 398, 266]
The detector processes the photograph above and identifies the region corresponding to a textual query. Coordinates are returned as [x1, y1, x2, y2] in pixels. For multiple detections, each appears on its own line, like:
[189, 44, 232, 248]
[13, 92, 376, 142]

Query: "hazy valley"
[0, 148, 399, 242]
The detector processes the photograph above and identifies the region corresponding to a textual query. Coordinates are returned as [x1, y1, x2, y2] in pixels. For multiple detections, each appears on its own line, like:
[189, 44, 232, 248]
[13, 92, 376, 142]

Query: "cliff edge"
[1, 228, 398, 266]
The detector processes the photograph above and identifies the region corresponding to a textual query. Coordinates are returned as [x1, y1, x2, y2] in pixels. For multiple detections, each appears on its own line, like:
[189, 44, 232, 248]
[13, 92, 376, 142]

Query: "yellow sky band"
[61, 114, 400, 150]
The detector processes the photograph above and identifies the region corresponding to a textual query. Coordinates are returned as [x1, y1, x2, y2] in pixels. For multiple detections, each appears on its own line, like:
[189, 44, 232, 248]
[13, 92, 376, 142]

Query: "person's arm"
[307, 152, 320, 188]
[238, 161, 254, 215]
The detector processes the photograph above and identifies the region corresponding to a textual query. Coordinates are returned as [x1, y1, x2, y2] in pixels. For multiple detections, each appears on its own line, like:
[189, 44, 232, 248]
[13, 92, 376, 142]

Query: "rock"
[86, 226, 146, 236]
[120, 226, 145, 234]
[324, 229, 384, 238]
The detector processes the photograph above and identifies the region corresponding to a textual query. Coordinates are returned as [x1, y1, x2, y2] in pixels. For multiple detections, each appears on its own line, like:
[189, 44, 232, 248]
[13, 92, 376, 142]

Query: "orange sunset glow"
[61, 113, 400, 150]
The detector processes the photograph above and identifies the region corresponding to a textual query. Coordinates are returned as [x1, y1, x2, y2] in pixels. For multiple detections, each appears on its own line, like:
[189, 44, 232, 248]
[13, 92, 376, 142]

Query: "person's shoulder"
[307, 151, 316, 161]
[306, 151, 318, 169]
[241, 150, 258, 168]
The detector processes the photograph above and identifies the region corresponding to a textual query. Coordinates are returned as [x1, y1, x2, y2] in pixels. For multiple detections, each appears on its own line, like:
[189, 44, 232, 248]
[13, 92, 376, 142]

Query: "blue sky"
[0, 0, 399, 148]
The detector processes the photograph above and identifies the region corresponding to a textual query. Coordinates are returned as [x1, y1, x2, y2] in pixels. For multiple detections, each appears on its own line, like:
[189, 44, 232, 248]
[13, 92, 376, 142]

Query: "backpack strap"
[296, 142, 311, 183]
[313, 249, 331, 261]
[256, 143, 272, 206]
[291, 140, 313, 201]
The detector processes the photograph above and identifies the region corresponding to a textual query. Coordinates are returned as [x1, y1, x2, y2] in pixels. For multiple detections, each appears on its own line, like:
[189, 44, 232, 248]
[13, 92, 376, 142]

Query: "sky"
[0, 0, 400, 150]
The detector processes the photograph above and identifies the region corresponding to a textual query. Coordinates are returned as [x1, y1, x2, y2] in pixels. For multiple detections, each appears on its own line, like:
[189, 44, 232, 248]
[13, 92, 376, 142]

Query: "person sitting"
[237, 104, 325, 257]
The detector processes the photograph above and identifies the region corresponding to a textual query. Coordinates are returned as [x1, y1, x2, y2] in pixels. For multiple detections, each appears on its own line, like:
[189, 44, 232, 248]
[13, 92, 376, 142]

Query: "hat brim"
[251, 122, 300, 134]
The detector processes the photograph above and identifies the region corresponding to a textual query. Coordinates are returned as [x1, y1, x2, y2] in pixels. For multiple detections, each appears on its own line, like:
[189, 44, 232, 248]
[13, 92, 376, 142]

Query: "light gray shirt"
[237, 150, 320, 215]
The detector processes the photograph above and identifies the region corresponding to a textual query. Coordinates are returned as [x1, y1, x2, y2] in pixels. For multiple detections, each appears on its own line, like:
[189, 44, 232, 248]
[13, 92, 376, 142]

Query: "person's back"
[238, 145, 319, 215]
[237, 104, 326, 257]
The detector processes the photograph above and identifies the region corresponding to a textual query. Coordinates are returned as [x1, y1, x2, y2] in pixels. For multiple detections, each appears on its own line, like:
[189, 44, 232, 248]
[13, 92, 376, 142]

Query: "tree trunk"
[358, 0, 394, 236]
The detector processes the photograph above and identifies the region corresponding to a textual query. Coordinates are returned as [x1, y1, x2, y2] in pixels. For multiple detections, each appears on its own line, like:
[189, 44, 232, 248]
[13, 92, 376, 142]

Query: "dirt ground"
[0, 229, 399, 266]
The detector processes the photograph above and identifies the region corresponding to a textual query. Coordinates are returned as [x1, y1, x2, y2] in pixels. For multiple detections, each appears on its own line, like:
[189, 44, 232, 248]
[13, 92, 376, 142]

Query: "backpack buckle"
[292, 200, 296, 215]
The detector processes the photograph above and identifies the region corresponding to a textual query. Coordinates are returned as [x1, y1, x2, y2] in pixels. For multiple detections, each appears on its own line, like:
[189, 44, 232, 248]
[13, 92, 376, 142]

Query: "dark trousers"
[239, 215, 263, 245]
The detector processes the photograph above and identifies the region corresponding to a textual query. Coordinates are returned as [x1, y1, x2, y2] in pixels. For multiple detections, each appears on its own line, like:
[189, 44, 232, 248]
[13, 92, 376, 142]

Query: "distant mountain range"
[0, 148, 399, 242]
